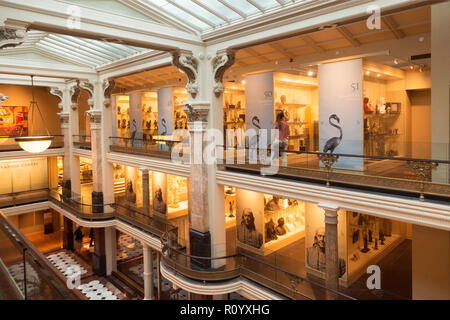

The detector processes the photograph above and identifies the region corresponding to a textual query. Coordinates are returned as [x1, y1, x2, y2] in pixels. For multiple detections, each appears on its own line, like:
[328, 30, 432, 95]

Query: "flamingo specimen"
[323, 114, 342, 153]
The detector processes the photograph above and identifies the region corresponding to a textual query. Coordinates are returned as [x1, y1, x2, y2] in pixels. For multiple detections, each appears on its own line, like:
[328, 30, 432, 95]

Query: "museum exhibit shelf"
[224, 186, 236, 228]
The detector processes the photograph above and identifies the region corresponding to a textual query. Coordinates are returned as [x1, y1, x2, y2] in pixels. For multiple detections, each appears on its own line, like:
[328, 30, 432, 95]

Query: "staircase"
[108, 271, 144, 300]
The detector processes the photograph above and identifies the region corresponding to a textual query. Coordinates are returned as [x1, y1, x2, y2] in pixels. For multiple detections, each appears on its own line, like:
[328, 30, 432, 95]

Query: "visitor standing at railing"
[270, 112, 290, 166]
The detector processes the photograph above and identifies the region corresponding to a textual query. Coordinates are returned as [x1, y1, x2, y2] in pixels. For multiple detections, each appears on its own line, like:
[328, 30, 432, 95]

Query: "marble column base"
[62, 180, 71, 197]
[62, 217, 74, 251]
[189, 229, 211, 269]
[92, 191, 104, 214]
[92, 228, 106, 276]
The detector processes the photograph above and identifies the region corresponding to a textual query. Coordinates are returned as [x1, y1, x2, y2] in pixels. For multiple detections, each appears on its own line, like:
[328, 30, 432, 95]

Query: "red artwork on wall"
[0, 106, 28, 136]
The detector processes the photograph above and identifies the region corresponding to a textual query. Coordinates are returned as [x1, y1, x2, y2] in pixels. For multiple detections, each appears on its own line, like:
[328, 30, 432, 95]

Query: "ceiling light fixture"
[394, 58, 399, 65]
[419, 65, 424, 73]
[15, 76, 54, 153]
[308, 71, 314, 77]
[366, 71, 371, 75]
[241, 80, 246, 84]
[377, 73, 381, 78]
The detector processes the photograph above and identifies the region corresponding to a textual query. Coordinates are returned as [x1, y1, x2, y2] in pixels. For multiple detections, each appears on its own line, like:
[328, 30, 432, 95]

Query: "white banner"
[319, 59, 363, 170]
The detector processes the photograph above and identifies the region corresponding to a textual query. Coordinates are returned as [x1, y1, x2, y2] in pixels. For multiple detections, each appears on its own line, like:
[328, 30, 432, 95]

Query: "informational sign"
[129, 92, 142, 147]
[319, 59, 363, 170]
[0, 158, 48, 193]
[245, 73, 274, 160]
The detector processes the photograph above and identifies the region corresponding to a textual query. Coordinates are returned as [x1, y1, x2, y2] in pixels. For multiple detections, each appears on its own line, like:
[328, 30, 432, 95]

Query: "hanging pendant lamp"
[15, 76, 54, 153]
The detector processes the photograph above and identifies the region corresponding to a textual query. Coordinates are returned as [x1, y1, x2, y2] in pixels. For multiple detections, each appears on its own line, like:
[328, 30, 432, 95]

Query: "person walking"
[74, 226, 83, 253]
[270, 112, 290, 166]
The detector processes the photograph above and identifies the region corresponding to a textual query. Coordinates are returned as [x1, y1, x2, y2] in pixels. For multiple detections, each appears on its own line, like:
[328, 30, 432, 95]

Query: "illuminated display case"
[224, 186, 236, 228]
[172, 88, 189, 131]
[223, 83, 246, 148]
[235, 188, 306, 256]
[141, 91, 158, 139]
[263, 195, 306, 254]
[115, 95, 130, 139]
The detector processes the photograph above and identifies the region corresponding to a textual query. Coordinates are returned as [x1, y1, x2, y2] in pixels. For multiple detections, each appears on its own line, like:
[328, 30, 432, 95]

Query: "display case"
[224, 186, 236, 228]
[263, 195, 306, 254]
[223, 84, 246, 147]
[346, 212, 405, 286]
[172, 88, 189, 131]
[79, 157, 92, 184]
[115, 95, 130, 139]
[274, 73, 318, 152]
[235, 188, 306, 256]
[362, 61, 408, 157]
[141, 91, 158, 140]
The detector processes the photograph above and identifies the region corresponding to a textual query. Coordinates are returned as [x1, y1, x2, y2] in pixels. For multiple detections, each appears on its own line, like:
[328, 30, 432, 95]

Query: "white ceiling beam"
[217, 0, 247, 18]
[190, 0, 230, 23]
[36, 42, 100, 66]
[117, 0, 202, 35]
[46, 35, 117, 61]
[166, 0, 216, 28]
[246, 0, 265, 13]
[39, 38, 109, 64]
[56, 35, 124, 60]
[0, 0, 203, 51]
[204, 0, 430, 50]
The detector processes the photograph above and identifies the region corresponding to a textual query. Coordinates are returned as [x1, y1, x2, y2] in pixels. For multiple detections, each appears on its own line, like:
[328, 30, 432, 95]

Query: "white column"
[143, 244, 155, 300]
[105, 226, 117, 276]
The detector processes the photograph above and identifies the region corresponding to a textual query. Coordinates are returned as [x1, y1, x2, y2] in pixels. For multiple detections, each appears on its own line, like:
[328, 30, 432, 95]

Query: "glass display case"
[223, 84, 246, 147]
[224, 186, 236, 228]
[263, 195, 306, 254]
[115, 95, 130, 139]
[172, 88, 189, 131]
[141, 91, 158, 140]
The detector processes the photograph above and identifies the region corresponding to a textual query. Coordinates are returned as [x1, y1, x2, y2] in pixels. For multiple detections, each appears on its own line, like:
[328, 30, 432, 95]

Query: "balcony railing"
[160, 229, 356, 300]
[0, 188, 49, 208]
[217, 144, 450, 202]
[0, 135, 64, 152]
[72, 135, 91, 150]
[109, 136, 189, 162]
[0, 210, 83, 300]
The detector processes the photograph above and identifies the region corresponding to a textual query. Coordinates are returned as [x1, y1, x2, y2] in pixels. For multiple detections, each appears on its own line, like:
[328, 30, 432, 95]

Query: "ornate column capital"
[318, 203, 339, 225]
[172, 51, 199, 99]
[183, 101, 209, 122]
[49, 87, 64, 110]
[86, 109, 102, 129]
[80, 81, 95, 109]
[212, 50, 235, 97]
[103, 79, 115, 108]
[57, 112, 70, 129]
[70, 85, 81, 111]
[0, 93, 8, 106]
[0, 22, 28, 49]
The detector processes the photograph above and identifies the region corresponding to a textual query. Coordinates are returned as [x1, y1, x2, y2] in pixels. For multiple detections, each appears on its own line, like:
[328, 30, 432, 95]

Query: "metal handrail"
[218, 144, 450, 164]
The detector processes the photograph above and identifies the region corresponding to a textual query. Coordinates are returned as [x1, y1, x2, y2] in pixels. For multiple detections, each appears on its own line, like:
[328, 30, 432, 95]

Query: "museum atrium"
[0, 0, 448, 301]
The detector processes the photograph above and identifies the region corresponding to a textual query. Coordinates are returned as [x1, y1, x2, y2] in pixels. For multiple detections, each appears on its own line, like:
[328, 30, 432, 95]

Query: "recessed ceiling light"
[410, 65, 414, 70]
[419, 36, 425, 42]
[366, 71, 371, 75]
[319, 23, 338, 30]
[275, 61, 278, 65]
[394, 58, 399, 65]
[377, 73, 381, 78]
[241, 80, 246, 84]
[308, 71, 314, 76]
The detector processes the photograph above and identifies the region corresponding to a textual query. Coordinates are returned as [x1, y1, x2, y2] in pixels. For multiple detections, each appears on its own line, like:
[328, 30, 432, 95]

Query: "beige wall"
[409, 89, 431, 159]
[431, 2, 450, 183]
[412, 225, 450, 300]
[0, 84, 61, 135]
